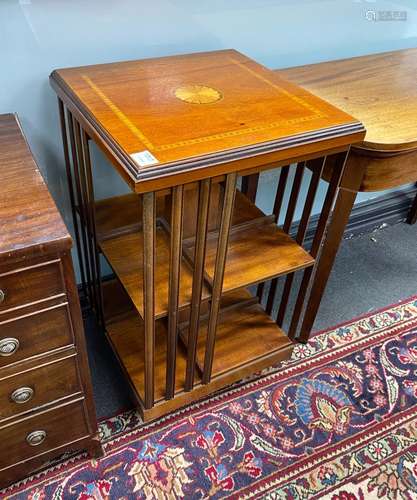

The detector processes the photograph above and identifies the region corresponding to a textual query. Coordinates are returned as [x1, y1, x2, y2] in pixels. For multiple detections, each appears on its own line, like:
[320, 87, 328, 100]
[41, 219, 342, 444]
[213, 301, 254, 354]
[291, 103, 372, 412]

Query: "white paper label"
[131, 150, 159, 167]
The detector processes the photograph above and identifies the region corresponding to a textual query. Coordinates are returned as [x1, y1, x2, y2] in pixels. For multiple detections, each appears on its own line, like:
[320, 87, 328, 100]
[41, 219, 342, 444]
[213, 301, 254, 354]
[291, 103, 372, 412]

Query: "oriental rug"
[3, 296, 417, 499]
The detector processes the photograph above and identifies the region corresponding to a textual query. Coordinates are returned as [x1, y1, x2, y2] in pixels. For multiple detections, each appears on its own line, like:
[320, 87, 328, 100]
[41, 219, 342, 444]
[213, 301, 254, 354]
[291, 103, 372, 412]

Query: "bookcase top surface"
[51, 49, 364, 189]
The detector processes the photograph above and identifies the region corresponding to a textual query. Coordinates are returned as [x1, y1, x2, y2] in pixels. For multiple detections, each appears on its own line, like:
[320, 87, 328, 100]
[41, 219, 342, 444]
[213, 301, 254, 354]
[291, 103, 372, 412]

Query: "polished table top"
[277, 48, 417, 155]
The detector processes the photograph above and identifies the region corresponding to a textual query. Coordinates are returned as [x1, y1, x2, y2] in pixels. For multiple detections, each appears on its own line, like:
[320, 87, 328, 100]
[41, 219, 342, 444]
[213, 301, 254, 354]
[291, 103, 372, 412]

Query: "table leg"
[295, 156, 366, 343]
[296, 187, 358, 342]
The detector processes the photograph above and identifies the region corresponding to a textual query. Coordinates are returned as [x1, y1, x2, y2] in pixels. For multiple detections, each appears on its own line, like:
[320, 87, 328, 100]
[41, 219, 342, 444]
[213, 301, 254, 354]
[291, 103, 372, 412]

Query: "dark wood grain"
[166, 185, 184, 399]
[0, 114, 101, 487]
[0, 354, 81, 421]
[0, 398, 89, 470]
[266, 163, 304, 315]
[100, 225, 211, 319]
[142, 192, 156, 409]
[0, 115, 71, 264]
[0, 260, 65, 315]
[185, 215, 315, 293]
[203, 172, 237, 384]
[277, 158, 324, 325]
[106, 312, 191, 404]
[0, 302, 73, 368]
[188, 301, 293, 378]
[185, 179, 211, 391]
[106, 292, 294, 419]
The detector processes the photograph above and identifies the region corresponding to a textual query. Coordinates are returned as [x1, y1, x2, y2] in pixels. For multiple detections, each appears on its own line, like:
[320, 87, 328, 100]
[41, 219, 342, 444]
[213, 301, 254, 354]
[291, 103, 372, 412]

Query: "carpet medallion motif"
[3, 297, 417, 499]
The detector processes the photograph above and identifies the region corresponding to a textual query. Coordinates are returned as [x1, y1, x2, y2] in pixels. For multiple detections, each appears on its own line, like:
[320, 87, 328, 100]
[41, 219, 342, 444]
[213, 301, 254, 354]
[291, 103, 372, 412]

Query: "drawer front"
[0, 260, 65, 314]
[0, 303, 73, 368]
[0, 399, 89, 470]
[0, 356, 81, 420]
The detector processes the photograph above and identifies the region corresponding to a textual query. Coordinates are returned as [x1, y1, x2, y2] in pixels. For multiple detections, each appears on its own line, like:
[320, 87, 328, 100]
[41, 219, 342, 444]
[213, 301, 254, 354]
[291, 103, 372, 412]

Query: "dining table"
[275, 48, 417, 222]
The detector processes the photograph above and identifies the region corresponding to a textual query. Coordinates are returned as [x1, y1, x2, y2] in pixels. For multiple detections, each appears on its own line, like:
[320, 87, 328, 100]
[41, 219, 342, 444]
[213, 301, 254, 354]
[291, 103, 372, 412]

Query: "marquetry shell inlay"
[174, 85, 222, 104]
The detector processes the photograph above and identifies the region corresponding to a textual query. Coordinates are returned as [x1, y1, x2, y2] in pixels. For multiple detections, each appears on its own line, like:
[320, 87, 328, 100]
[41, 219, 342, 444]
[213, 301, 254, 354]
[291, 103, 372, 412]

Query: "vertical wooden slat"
[67, 113, 94, 308]
[185, 179, 211, 391]
[273, 165, 290, 222]
[257, 165, 289, 301]
[276, 158, 325, 326]
[257, 282, 265, 303]
[74, 119, 98, 314]
[81, 128, 105, 327]
[142, 192, 156, 409]
[297, 151, 364, 343]
[298, 189, 355, 341]
[266, 163, 304, 316]
[288, 153, 347, 340]
[241, 173, 260, 203]
[58, 99, 87, 298]
[166, 185, 184, 399]
[202, 172, 237, 384]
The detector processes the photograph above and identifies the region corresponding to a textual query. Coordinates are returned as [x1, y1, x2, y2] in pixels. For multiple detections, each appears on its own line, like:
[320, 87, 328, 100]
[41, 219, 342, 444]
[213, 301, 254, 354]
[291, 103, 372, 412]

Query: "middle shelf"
[98, 186, 315, 320]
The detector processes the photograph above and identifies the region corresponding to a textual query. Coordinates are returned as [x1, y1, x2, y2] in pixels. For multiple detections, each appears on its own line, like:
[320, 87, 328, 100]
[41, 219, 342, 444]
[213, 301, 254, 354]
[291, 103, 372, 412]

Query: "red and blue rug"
[3, 297, 417, 499]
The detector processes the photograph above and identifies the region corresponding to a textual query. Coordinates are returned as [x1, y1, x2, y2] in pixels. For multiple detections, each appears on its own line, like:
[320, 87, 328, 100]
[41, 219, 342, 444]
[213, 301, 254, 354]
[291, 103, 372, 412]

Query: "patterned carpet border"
[3, 295, 417, 499]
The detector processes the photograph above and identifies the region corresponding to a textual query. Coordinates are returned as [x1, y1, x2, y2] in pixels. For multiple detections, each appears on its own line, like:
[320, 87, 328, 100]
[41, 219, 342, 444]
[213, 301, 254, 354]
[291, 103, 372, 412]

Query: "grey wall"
[1, 0, 416, 278]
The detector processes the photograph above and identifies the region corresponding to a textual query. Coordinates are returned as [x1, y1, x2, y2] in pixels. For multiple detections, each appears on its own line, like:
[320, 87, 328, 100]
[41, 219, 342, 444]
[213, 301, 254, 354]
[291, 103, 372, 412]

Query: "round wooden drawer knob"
[11, 386, 34, 404]
[26, 430, 46, 446]
[0, 338, 20, 356]
[0, 289, 5, 304]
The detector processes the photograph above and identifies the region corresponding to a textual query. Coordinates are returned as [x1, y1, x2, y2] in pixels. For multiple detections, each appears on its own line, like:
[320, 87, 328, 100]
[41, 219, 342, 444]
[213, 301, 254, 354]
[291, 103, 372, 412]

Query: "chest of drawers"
[0, 113, 101, 488]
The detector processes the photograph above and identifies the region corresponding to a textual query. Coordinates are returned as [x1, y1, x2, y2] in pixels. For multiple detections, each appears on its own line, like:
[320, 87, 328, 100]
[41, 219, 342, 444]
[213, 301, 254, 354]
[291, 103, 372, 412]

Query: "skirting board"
[289, 185, 417, 245]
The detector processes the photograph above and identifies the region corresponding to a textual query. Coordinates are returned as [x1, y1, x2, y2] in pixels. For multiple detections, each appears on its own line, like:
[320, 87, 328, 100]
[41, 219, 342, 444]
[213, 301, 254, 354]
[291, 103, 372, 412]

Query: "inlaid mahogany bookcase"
[50, 50, 365, 421]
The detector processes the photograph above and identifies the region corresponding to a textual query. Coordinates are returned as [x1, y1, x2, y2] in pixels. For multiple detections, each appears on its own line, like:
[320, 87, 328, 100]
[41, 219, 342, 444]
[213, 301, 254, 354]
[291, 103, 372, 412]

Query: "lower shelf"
[180, 300, 294, 377]
[105, 292, 294, 416]
[106, 312, 192, 404]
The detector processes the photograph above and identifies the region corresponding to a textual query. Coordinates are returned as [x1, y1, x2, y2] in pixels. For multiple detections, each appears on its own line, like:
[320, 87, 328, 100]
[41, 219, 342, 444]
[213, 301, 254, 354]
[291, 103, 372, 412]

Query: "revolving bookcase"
[50, 50, 366, 421]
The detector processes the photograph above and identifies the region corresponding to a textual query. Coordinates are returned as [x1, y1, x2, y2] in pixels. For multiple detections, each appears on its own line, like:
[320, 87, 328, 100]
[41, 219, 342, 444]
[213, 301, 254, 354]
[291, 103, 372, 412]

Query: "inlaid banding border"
[80, 57, 327, 154]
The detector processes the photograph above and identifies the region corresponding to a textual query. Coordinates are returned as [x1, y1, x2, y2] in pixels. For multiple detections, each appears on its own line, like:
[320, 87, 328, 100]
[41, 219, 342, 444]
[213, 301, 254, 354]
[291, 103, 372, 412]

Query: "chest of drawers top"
[0, 114, 71, 264]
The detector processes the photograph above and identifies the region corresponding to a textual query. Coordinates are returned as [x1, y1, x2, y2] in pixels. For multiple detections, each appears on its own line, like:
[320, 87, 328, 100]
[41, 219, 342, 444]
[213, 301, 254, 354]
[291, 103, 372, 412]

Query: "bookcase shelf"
[179, 293, 293, 378]
[184, 215, 314, 292]
[100, 225, 211, 319]
[54, 49, 365, 422]
[94, 183, 263, 242]
[98, 188, 314, 320]
[105, 285, 292, 407]
[106, 312, 191, 404]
